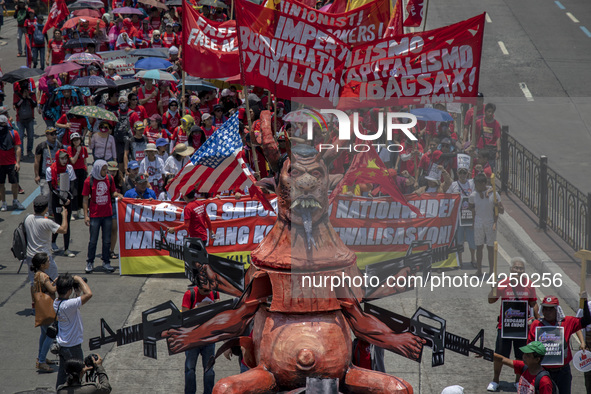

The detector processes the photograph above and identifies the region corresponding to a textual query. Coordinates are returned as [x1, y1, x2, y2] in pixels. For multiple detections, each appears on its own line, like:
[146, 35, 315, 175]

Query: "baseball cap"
[156, 138, 169, 147]
[0, 106, 8, 114]
[107, 161, 118, 171]
[213, 104, 222, 112]
[145, 143, 157, 152]
[127, 160, 139, 170]
[150, 113, 162, 122]
[168, 46, 179, 55]
[169, 97, 178, 105]
[518, 341, 546, 356]
[70, 132, 81, 140]
[202, 113, 212, 120]
[0, 115, 7, 125]
[33, 195, 49, 210]
[541, 296, 559, 307]
[136, 174, 149, 183]
[133, 121, 145, 130]
[221, 88, 231, 97]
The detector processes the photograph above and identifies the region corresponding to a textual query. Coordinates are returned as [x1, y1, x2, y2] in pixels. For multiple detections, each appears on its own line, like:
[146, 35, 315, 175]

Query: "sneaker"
[71, 214, 76, 221]
[19, 188, 25, 194]
[37, 362, 54, 373]
[0, 202, 6, 211]
[51, 243, 60, 253]
[77, 209, 84, 219]
[64, 249, 75, 258]
[50, 341, 60, 355]
[13, 199, 25, 210]
[103, 263, 116, 273]
[85, 262, 94, 274]
[486, 382, 499, 392]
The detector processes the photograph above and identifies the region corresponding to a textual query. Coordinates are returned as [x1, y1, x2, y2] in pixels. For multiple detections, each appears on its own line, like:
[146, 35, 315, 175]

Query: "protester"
[168, 186, 213, 241]
[15, 0, 28, 57]
[114, 96, 134, 168]
[474, 103, 501, 170]
[67, 133, 88, 219]
[82, 160, 122, 273]
[14, 82, 37, 157]
[0, 115, 24, 211]
[162, 97, 181, 132]
[124, 121, 149, 169]
[201, 113, 216, 137]
[123, 173, 156, 199]
[46, 149, 76, 257]
[57, 356, 112, 394]
[155, 138, 169, 162]
[145, 114, 165, 143]
[528, 295, 591, 393]
[54, 273, 93, 388]
[107, 161, 124, 260]
[164, 143, 194, 176]
[138, 78, 160, 117]
[469, 173, 503, 277]
[35, 128, 64, 214]
[123, 160, 139, 194]
[90, 121, 117, 162]
[31, 16, 48, 70]
[138, 143, 164, 194]
[486, 257, 539, 392]
[446, 166, 476, 267]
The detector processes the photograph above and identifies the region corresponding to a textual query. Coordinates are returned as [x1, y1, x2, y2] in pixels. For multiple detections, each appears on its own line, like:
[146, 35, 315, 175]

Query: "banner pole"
[244, 85, 261, 179]
[493, 241, 498, 297]
[181, 70, 186, 114]
[230, 0, 234, 20]
[422, 0, 430, 32]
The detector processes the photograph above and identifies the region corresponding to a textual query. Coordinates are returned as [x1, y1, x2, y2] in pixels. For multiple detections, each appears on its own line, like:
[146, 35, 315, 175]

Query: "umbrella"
[134, 57, 172, 70]
[67, 52, 104, 65]
[68, 0, 105, 10]
[72, 76, 117, 88]
[409, 108, 454, 122]
[94, 78, 141, 96]
[1, 67, 44, 83]
[135, 69, 177, 82]
[129, 48, 169, 59]
[112, 6, 145, 15]
[138, 0, 168, 10]
[63, 38, 97, 49]
[62, 17, 106, 30]
[166, 0, 183, 5]
[180, 76, 217, 92]
[44, 62, 84, 76]
[69, 106, 118, 121]
[73, 8, 102, 17]
[199, 0, 228, 8]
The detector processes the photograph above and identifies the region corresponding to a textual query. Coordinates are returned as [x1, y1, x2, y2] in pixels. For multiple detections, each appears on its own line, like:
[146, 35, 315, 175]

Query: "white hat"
[221, 88, 231, 97]
[0, 115, 7, 125]
[424, 164, 442, 183]
[457, 153, 471, 171]
[441, 386, 464, 394]
[168, 46, 179, 55]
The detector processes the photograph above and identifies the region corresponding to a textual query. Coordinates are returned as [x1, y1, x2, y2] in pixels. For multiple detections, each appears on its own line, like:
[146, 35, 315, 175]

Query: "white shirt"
[139, 156, 164, 184]
[163, 155, 188, 175]
[54, 297, 84, 347]
[468, 188, 501, 225]
[45, 165, 77, 188]
[25, 215, 60, 257]
[447, 179, 475, 196]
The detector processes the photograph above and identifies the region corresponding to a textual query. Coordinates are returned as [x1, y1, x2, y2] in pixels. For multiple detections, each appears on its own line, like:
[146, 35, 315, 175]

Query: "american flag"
[167, 113, 273, 210]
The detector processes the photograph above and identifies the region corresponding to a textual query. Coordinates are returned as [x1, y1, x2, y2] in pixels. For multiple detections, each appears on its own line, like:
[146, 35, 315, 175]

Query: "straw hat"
[174, 143, 195, 157]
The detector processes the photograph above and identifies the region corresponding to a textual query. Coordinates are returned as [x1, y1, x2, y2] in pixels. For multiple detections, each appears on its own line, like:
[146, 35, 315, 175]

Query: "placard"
[459, 196, 473, 227]
[500, 300, 528, 339]
[535, 326, 564, 366]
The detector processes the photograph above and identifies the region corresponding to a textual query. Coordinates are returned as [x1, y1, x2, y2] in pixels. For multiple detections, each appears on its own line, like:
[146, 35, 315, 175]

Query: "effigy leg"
[343, 365, 413, 394]
[213, 365, 277, 394]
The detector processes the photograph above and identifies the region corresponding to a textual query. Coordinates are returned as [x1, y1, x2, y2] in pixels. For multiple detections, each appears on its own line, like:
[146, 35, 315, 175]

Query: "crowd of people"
[1, 0, 587, 393]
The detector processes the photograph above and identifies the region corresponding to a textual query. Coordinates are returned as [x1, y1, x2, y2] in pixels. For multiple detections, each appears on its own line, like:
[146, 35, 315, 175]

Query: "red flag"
[25, 35, 32, 68]
[182, 3, 240, 79]
[43, 0, 69, 34]
[384, 0, 404, 37]
[329, 146, 421, 215]
[403, 0, 424, 27]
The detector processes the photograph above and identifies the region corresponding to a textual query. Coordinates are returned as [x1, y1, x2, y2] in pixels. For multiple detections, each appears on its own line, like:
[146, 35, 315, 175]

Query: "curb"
[498, 212, 580, 311]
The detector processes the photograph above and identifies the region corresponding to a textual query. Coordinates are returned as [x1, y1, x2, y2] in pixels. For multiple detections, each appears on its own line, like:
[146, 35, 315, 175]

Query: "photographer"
[54, 273, 92, 389]
[57, 356, 111, 394]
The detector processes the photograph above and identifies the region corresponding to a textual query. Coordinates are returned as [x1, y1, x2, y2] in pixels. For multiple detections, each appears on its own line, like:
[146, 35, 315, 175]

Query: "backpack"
[12, 215, 30, 261]
[113, 110, 131, 143]
[521, 365, 559, 394]
[33, 25, 45, 46]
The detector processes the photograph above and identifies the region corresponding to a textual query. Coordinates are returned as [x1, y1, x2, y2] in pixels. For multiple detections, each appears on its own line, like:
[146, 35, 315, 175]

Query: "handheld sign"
[459, 196, 473, 227]
[535, 326, 565, 366]
[573, 350, 591, 373]
[501, 300, 528, 339]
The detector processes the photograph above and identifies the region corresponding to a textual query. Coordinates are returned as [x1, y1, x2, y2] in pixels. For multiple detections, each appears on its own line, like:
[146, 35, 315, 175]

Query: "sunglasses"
[130, 98, 138, 101]
[169, 103, 178, 107]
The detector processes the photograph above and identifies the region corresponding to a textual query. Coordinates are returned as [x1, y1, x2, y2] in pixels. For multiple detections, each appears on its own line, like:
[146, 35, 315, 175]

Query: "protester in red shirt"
[128, 92, 148, 127]
[67, 132, 88, 217]
[171, 115, 194, 148]
[168, 187, 213, 241]
[162, 98, 181, 131]
[185, 96, 202, 126]
[463, 92, 485, 146]
[475, 103, 501, 156]
[23, 10, 37, 36]
[144, 114, 166, 143]
[82, 159, 122, 273]
[47, 30, 66, 66]
[149, 7, 161, 30]
[161, 23, 179, 48]
[528, 295, 591, 394]
[137, 78, 160, 117]
[0, 115, 24, 211]
[56, 114, 89, 146]
[494, 341, 554, 394]
[201, 113, 216, 137]
[150, 29, 164, 48]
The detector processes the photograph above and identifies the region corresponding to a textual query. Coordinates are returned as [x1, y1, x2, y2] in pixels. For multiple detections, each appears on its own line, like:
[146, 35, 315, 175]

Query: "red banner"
[339, 13, 485, 108]
[183, 4, 240, 79]
[117, 193, 459, 274]
[403, 0, 424, 27]
[43, 0, 69, 34]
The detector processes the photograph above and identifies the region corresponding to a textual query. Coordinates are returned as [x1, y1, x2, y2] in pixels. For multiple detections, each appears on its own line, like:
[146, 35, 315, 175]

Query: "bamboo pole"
[181, 70, 186, 114]
[244, 85, 261, 178]
[493, 241, 498, 297]
[575, 250, 591, 308]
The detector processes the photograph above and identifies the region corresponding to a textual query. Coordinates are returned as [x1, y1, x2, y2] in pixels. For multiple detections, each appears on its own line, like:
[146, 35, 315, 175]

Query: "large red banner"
[183, 4, 240, 79]
[118, 193, 459, 274]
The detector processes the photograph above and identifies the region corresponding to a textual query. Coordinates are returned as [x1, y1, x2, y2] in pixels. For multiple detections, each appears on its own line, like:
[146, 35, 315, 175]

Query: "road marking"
[498, 41, 509, 55]
[555, 1, 566, 9]
[498, 244, 511, 265]
[566, 12, 580, 23]
[0, 41, 6, 46]
[581, 26, 591, 38]
[486, 13, 492, 23]
[11, 187, 40, 215]
[519, 83, 534, 101]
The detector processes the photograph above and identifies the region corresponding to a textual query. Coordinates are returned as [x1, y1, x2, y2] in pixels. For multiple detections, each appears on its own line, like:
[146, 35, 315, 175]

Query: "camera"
[84, 354, 99, 368]
[73, 277, 88, 291]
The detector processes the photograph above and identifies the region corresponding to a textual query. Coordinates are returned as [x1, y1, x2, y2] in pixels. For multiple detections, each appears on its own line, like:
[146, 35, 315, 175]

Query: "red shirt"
[0, 130, 22, 166]
[137, 85, 160, 117]
[24, 18, 37, 35]
[49, 39, 66, 64]
[82, 176, 116, 218]
[495, 278, 537, 330]
[67, 145, 88, 170]
[163, 111, 181, 131]
[202, 126, 217, 138]
[150, 16, 161, 30]
[161, 32, 178, 48]
[144, 126, 162, 144]
[512, 360, 553, 394]
[171, 126, 188, 146]
[58, 97, 76, 116]
[528, 316, 583, 367]
[129, 105, 148, 125]
[475, 117, 501, 149]
[57, 114, 86, 145]
[183, 200, 211, 241]
[181, 286, 219, 310]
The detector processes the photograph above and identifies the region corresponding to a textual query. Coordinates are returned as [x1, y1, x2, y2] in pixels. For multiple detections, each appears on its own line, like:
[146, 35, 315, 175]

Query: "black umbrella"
[179, 76, 217, 92]
[129, 48, 169, 59]
[1, 67, 44, 83]
[68, 0, 105, 10]
[72, 76, 118, 88]
[63, 38, 97, 49]
[94, 78, 141, 96]
[199, 0, 228, 8]
[166, 0, 183, 5]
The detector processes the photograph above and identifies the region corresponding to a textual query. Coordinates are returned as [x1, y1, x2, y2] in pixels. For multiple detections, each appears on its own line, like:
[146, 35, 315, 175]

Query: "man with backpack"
[494, 341, 557, 393]
[0, 115, 25, 211]
[31, 16, 47, 70]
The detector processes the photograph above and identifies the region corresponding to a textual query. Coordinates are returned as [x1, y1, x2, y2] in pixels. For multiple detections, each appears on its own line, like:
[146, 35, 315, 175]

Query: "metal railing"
[499, 126, 591, 251]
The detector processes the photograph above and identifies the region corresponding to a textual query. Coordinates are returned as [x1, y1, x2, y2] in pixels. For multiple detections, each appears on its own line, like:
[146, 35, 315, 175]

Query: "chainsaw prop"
[90, 110, 492, 393]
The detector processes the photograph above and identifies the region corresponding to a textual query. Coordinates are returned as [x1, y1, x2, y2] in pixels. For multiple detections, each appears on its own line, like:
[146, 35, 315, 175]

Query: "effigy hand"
[162, 326, 199, 353]
[392, 332, 426, 360]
